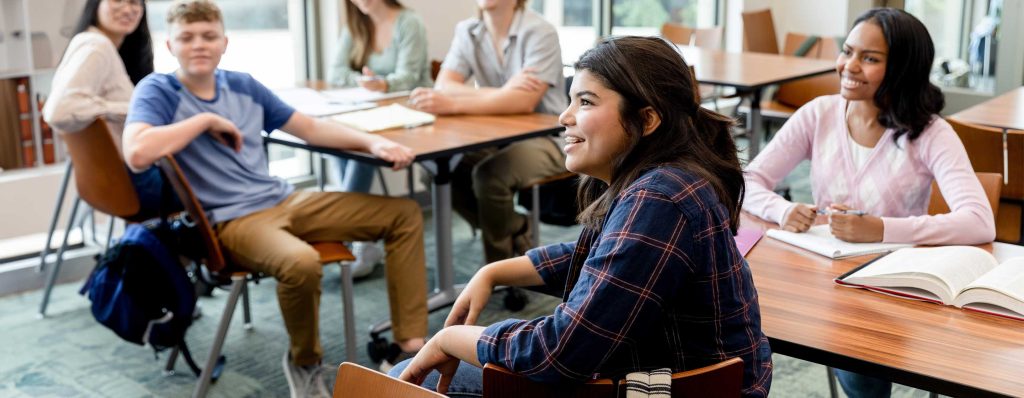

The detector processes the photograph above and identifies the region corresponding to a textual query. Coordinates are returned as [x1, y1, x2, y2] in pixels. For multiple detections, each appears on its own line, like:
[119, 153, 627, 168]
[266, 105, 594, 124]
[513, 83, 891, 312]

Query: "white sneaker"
[282, 352, 331, 398]
[351, 241, 383, 278]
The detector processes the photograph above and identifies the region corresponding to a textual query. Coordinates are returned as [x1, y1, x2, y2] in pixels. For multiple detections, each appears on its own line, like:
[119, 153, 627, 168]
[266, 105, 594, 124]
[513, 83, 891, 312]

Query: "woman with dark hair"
[326, 0, 431, 278]
[743, 8, 995, 397]
[43, 0, 167, 217]
[389, 36, 773, 398]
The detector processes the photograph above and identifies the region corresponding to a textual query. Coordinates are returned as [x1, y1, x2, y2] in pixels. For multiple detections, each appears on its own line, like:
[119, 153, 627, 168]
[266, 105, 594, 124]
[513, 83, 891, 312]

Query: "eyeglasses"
[107, 0, 143, 9]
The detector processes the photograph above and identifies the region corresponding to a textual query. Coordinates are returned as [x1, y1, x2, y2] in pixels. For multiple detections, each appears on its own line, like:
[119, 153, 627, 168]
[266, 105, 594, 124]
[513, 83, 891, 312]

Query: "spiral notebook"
[766, 225, 912, 259]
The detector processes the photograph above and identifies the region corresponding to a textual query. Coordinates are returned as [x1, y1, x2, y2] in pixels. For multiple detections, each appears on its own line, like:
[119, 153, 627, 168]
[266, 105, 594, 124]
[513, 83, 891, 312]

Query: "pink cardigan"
[743, 95, 995, 244]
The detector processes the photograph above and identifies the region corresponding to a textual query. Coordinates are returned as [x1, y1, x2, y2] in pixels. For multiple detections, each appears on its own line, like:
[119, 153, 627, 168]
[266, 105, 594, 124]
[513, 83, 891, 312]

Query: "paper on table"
[766, 224, 912, 259]
[273, 87, 374, 117]
[330, 104, 435, 132]
[321, 87, 410, 103]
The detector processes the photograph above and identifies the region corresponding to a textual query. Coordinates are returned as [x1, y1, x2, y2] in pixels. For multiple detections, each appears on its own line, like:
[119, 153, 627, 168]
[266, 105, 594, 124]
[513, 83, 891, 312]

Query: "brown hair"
[346, 0, 404, 71]
[166, 0, 223, 25]
[573, 36, 744, 232]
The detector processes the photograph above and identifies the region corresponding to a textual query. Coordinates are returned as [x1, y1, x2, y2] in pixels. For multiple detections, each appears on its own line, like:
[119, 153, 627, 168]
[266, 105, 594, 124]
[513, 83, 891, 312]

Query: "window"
[905, 0, 1000, 92]
[531, 0, 597, 67]
[146, 0, 312, 178]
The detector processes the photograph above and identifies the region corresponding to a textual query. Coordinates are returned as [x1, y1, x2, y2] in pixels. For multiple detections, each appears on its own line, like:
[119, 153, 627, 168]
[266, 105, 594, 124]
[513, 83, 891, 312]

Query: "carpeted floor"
[0, 157, 935, 397]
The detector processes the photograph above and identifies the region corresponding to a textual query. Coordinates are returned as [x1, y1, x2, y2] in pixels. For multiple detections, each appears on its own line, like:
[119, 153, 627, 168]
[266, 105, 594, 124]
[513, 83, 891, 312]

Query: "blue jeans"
[387, 359, 483, 397]
[330, 156, 376, 193]
[835, 369, 891, 398]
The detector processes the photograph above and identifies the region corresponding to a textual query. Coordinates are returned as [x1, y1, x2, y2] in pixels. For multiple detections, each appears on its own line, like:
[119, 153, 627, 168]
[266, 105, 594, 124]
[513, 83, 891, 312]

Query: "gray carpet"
[0, 158, 935, 397]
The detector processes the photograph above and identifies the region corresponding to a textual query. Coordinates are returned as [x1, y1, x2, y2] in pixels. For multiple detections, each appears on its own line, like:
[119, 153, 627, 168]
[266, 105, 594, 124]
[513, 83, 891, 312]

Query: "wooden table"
[265, 107, 563, 318]
[742, 213, 1024, 397]
[679, 46, 836, 156]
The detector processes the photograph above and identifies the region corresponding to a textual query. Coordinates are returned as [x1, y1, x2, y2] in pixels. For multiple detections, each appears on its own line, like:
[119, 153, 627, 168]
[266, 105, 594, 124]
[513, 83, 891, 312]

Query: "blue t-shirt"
[127, 69, 296, 223]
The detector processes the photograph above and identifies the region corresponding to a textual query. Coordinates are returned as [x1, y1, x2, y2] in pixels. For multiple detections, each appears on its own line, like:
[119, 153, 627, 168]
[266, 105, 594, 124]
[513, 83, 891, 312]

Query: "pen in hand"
[817, 208, 867, 216]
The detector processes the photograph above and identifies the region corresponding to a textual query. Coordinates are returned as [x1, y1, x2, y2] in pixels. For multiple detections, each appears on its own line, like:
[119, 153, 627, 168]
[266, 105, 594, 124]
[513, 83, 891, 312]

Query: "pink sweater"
[743, 95, 995, 244]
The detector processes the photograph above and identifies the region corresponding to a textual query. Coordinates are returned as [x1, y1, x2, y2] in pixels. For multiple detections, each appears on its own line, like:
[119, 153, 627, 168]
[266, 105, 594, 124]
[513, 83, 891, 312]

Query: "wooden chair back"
[693, 26, 724, 49]
[741, 8, 779, 54]
[774, 33, 839, 109]
[157, 156, 227, 272]
[928, 172, 1002, 217]
[59, 118, 140, 218]
[431, 59, 442, 81]
[946, 118, 1024, 200]
[333, 362, 444, 398]
[482, 357, 744, 398]
[661, 22, 694, 46]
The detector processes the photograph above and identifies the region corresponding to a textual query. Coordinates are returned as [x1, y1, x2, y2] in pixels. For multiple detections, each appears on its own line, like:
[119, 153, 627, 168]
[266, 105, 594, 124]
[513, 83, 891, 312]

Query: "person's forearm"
[439, 325, 485, 367]
[483, 256, 545, 287]
[124, 115, 212, 171]
[448, 89, 539, 115]
[302, 118, 377, 151]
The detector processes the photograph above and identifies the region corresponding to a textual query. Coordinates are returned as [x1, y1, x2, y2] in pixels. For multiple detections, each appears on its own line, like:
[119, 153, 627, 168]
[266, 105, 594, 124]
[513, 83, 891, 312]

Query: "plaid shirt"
[477, 167, 772, 397]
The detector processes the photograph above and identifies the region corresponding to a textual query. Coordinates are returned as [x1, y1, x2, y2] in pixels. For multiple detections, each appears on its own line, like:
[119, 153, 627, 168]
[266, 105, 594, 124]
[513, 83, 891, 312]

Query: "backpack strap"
[178, 341, 226, 381]
[794, 35, 820, 57]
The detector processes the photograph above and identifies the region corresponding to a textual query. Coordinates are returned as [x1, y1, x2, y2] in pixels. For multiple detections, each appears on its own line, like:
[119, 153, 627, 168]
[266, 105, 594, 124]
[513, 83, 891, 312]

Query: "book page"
[273, 88, 375, 117]
[766, 225, 911, 259]
[956, 257, 1024, 305]
[321, 87, 410, 103]
[849, 246, 999, 301]
[330, 104, 436, 132]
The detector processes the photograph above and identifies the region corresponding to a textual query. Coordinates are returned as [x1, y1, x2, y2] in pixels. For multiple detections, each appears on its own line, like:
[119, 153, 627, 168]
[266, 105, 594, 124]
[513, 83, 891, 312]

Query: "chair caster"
[503, 288, 528, 312]
[367, 336, 390, 362]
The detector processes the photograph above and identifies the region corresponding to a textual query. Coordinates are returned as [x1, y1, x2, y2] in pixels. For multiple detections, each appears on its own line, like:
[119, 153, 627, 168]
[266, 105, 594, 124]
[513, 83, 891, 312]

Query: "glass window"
[611, 0, 719, 37]
[905, 0, 1000, 92]
[146, 0, 311, 178]
[531, 0, 597, 68]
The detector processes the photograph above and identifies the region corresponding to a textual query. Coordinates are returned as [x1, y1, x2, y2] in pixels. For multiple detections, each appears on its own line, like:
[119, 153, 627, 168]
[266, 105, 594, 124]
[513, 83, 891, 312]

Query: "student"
[326, 0, 432, 277]
[391, 36, 773, 398]
[43, 0, 169, 217]
[409, 0, 567, 264]
[742, 8, 995, 398]
[122, 1, 429, 395]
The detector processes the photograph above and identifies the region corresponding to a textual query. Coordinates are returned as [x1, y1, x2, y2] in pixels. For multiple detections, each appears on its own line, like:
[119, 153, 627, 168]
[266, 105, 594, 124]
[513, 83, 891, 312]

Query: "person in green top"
[327, 0, 432, 279]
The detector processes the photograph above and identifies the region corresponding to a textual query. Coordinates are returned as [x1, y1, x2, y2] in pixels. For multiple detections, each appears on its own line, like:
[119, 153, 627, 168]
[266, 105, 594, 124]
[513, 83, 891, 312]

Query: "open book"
[330, 104, 435, 133]
[836, 245, 1024, 321]
[765, 224, 911, 259]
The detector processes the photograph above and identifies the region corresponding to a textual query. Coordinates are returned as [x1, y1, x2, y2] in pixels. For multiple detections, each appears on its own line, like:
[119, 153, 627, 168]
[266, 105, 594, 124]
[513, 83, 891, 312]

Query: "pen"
[817, 208, 867, 216]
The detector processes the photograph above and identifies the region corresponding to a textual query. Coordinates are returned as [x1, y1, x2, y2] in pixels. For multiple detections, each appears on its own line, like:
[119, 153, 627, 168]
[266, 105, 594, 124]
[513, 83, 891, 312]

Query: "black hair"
[852, 7, 944, 143]
[73, 0, 154, 85]
[573, 36, 744, 232]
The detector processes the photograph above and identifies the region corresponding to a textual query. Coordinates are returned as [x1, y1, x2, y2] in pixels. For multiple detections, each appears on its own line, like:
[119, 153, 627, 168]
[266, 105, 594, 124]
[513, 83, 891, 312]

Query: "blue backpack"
[80, 223, 215, 377]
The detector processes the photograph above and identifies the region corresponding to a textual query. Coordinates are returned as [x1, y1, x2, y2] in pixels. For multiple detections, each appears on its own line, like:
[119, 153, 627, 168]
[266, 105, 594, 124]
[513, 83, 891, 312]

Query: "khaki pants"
[217, 191, 428, 366]
[446, 137, 566, 263]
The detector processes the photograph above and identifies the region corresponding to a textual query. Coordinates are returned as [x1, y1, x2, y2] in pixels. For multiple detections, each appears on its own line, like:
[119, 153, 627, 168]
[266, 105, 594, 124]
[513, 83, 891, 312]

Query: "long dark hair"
[573, 36, 744, 232]
[852, 8, 944, 143]
[345, 0, 404, 71]
[73, 0, 154, 85]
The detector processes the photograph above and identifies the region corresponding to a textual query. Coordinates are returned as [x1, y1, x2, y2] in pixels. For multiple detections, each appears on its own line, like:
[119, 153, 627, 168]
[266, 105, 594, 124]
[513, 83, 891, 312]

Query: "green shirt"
[328, 9, 432, 92]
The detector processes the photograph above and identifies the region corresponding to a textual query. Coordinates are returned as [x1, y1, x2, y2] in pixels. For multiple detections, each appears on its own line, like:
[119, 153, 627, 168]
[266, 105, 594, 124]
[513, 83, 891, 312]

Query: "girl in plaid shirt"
[393, 36, 773, 397]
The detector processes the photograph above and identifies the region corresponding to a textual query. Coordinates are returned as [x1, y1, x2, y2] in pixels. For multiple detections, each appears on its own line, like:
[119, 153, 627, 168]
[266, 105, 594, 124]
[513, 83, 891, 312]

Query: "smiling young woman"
[742, 8, 997, 397]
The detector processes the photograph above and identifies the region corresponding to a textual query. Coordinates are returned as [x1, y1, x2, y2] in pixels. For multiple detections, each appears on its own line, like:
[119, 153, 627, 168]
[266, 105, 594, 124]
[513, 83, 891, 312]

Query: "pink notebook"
[734, 228, 764, 257]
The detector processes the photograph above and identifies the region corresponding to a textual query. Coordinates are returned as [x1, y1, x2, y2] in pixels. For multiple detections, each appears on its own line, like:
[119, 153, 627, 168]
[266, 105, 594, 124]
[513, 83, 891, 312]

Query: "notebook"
[330, 104, 435, 132]
[766, 224, 912, 259]
[734, 227, 764, 257]
[273, 87, 374, 117]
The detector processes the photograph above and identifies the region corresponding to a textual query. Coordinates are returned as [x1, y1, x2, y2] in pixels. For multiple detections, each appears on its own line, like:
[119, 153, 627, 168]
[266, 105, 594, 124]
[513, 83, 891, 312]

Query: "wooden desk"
[265, 108, 563, 314]
[742, 213, 1024, 397]
[679, 46, 836, 156]
[951, 87, 1024, 131]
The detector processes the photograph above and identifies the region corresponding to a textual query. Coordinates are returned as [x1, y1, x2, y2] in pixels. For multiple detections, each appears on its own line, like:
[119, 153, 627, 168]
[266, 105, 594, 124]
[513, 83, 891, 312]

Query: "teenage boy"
[408, 0, 567, 264]
[122, 1, 427, 396]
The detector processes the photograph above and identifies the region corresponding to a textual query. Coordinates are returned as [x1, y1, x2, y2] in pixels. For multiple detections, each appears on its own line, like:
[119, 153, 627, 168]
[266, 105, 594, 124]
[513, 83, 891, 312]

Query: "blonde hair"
[166, 0, 223, 25]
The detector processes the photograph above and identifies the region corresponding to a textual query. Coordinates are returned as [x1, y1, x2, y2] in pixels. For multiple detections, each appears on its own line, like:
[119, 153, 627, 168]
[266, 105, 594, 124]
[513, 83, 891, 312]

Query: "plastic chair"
[156, 156, 358, 398]
[482, 357, 745, 398]
[38, 119, 145, 317]
[332, 362, 444, 398]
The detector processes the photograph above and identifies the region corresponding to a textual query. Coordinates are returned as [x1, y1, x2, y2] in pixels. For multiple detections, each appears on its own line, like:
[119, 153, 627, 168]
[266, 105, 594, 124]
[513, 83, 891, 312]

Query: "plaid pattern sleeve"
[526, 242, 576, 298]
[478, 167, 772, 397]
